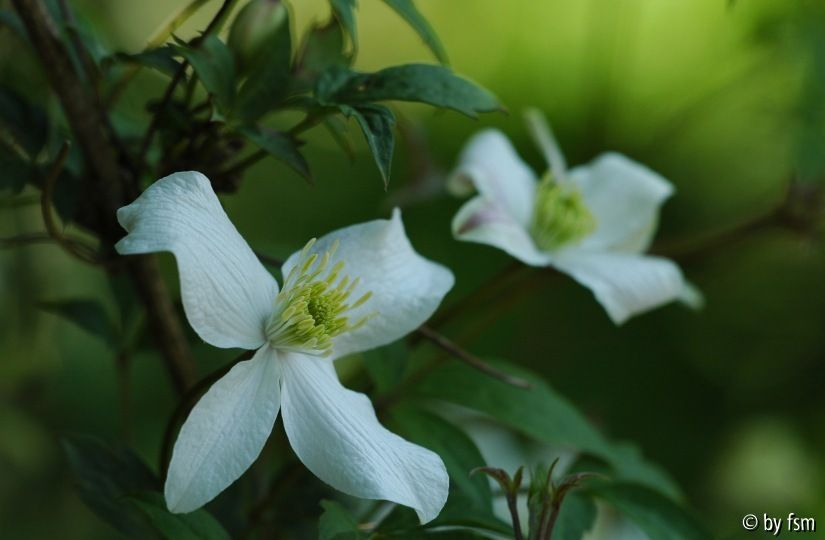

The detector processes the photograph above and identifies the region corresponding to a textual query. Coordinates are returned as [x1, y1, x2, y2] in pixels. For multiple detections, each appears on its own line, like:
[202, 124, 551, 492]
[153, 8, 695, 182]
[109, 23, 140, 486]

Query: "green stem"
[136, 0, 238, 176]
[217, 111, 328, 177]
[416, 325, 530, 388]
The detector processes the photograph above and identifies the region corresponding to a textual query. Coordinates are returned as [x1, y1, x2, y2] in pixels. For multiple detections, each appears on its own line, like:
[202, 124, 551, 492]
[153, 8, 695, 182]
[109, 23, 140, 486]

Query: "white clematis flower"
[115, 171, 453, 522]
[449, 111, 695, 324]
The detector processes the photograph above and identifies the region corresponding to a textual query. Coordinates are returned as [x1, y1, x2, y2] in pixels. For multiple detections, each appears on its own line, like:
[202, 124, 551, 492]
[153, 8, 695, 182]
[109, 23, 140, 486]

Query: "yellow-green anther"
[266, 239, 375, 356]
[530, 173, 596, 251]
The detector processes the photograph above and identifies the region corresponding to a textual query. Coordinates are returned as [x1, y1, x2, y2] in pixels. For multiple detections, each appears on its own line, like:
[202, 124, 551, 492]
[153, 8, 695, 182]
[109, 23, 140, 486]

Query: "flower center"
[530, 173, 596, 251]
[266, 239, 373, 356]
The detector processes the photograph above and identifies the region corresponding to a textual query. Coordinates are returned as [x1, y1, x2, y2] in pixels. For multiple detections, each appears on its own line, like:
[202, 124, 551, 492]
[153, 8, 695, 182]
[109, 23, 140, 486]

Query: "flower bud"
[228, 0, 288, 72]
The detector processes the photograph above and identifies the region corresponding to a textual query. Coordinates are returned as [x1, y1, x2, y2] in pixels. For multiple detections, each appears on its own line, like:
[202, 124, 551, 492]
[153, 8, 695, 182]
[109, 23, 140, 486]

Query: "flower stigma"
[266, 239, 374, 356]
[530, 172, 596, 251]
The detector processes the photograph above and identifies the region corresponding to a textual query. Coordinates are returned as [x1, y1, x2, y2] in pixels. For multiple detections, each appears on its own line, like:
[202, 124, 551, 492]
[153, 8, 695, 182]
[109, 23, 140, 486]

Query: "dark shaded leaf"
[318, 64, 501, 118]
[233, 14, 292, 122]
[238, 125, 310, 180]
[315, 66, 356, 100]
[129, 492, 231, 540]
[382, 0, 447, 63]
[318, 500, 364, 540]
[377, 522, 492, 540]
[376, 502, 503, 539]
[174, 35, 235, 108]
[0, 86, 49, 156]
[413, 359, 681, 498]
[329, 0, 358, 49]
[111, 47, 181, 77]
[361, 341, 407, 393]
[39, 299, 117, 349]
[587, 482, 711, 540]
[62, 435, 160, 539]
[552, 493, 597, 540]
[323, 116, 355, 160]
[339, 104, 395, 185]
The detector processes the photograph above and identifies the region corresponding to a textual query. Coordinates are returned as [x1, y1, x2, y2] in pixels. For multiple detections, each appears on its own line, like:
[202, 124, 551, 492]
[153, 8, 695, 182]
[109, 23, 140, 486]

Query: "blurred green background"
[2, 0, 825, 538]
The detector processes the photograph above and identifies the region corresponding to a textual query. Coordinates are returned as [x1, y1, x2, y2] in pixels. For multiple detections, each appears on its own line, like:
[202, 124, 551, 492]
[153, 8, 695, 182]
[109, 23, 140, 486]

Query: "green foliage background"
[1, 0, 824, 538]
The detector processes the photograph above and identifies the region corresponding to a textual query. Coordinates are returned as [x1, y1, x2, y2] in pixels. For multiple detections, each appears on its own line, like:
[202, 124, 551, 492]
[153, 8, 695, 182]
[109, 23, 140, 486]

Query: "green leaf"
[361, 341, 407, 393]
[129, 492, 231, 540]
[378, 526, 491, 540]
[323, 116, 355, 161]
[552, 493, 597, 540]
[318, 64, 501, 118]
[329, 0, 358, 50]
[233, 14, 292, 122]
[175, 35, 235, 109]
[111, 48, 181, 77]
[238, 125, 310, 180]
[382, 0, 447, 64]
[338, 104, 395, 185]
[413, 359, 681, 498]
[0, 86, 49, 157]
[39, 299, 118, 349]
[62, 435, 160, 539]
[375, 503, 499, 539]
[318, 500, 364, 540]
[588, 482, 711, 540]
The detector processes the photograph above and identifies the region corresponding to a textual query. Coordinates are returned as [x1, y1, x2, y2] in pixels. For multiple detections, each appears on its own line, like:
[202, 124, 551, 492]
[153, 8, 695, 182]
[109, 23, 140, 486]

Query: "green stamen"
[266, 239, 374, 356]
[530, 173, 596, 250]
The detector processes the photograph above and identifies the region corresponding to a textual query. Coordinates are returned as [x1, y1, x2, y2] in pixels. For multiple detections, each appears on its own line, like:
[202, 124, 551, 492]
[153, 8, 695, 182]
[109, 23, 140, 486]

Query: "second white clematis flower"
[115, 172, 453, 522]
[449, 111, 695, 324]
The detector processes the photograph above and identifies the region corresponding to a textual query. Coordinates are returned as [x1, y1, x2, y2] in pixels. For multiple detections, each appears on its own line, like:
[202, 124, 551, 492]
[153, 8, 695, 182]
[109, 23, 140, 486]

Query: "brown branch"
[13, 0, 196, 394]
[56, 0, 98, 85]
[136, 64, 187, 174]
[219, 149, 267, 178]
[416, 325, 531, 389]
[12, 0, 124, 215]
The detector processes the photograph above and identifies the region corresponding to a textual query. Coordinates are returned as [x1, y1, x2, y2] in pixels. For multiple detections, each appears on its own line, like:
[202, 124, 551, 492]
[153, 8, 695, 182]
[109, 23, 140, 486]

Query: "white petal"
[116, 171, 278, 349]
[165, 346, 281, 513]
[452, 195, 551, 267]
[447, 129, 538, 226]
[281, 209, 453, 359]
[280, 353, 448, 523]
[569, 153, 674, 254]
[679, 280, 705, 311]
[552, 250, 686, 324]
